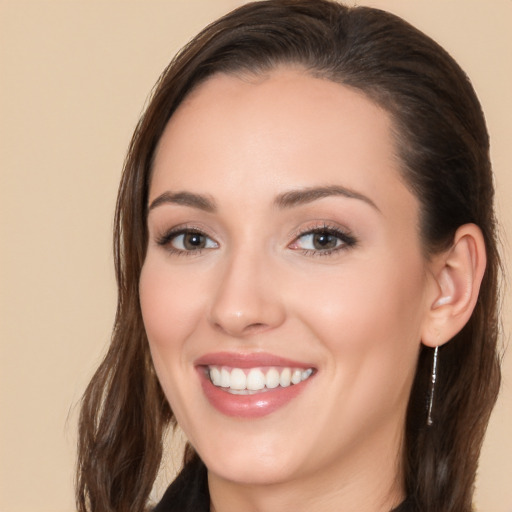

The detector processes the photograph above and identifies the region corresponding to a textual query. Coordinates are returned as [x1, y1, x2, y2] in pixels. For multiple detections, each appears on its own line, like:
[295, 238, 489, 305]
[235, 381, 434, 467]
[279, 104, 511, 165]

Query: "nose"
[208, 249, 286, 338]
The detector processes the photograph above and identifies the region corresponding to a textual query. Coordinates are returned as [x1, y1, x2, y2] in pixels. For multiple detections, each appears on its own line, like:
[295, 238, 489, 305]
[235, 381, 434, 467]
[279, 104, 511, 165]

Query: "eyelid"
[153, 221, 356, 257]
[155, 224, 219, 254]
[288, 222, 357, 255]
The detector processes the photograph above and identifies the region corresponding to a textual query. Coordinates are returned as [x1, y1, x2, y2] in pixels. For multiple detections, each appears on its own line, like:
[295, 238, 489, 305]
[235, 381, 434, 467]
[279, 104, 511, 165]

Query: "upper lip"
[194, 351, 315, 369]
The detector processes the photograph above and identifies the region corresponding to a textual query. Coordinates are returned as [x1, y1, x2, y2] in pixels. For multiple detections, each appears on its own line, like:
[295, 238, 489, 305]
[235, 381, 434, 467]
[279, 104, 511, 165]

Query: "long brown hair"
[76, 1, 502, 511]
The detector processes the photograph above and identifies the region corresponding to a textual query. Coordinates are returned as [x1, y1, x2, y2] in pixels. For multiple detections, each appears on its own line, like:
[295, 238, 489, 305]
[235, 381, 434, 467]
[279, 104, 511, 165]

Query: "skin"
[140, 68, 445, 512]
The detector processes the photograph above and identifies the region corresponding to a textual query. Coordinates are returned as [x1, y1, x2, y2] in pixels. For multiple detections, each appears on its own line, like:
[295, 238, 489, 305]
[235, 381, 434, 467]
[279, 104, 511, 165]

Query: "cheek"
[292, 253, 425, 389]
[139, 258, 205, 364]
[139, 258, 211, 428]
[300, 259, 423, 335]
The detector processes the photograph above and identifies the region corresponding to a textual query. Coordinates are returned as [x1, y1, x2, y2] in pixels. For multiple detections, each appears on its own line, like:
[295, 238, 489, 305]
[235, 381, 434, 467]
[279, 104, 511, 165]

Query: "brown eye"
[157, 228, 219, 253]
[180, 232, 207, 250]
[311, 232, 338, 250]
[294, 231, 345, 252]
[289, 226, 357, 255]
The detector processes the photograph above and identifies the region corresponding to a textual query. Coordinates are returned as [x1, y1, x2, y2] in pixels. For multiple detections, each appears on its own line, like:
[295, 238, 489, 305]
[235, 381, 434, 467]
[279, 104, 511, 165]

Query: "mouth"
[195, 352, 316, 418]
[206, 365, 314, 394]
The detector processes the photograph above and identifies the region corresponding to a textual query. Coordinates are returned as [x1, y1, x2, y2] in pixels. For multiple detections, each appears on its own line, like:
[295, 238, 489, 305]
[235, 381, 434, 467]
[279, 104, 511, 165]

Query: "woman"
[76, 1, 502, 511]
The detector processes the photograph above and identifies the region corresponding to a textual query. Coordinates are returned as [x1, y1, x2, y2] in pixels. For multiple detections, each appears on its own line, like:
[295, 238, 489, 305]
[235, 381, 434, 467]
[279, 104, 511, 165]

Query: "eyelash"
[156, 225, 216, 257]
[290, 223, 357, 257]
[155, 223, 357, 257]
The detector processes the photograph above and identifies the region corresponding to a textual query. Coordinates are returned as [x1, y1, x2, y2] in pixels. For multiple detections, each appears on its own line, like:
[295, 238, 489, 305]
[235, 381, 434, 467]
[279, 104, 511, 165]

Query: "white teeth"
[291, 369, 302, 385]
[208, 365, 314, 392]
[265, 368, 280, 389]
[279, 367, 291, 387]
[220, 367, 230, 388]
[210, 366, 221, 386]
[246, 368, 265, 391]
[302, 368, 313, 380]
[230, 368, 246, 390]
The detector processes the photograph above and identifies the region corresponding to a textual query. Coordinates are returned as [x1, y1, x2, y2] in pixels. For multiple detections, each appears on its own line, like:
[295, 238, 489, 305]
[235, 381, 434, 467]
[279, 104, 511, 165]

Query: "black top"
[153, 456, 418, 512]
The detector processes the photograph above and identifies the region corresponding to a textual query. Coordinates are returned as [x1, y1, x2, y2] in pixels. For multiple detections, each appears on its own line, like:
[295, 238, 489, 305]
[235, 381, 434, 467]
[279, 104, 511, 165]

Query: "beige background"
[0, 1, 510, 511]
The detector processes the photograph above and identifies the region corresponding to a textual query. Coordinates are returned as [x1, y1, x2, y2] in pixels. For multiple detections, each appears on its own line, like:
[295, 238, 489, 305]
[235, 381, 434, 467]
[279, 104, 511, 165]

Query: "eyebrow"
[148, 185, 380, 214]
[148, 191, 217, 213]
[274, 185, 381, 213]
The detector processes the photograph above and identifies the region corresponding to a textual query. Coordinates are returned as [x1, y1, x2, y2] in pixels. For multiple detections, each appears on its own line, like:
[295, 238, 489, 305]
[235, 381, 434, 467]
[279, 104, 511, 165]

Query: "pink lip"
[195, 352, 316, 418]
[194, 351, 313, 369]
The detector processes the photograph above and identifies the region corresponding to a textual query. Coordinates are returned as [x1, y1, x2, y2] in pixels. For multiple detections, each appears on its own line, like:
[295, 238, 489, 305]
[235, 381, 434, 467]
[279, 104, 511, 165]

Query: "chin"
[205, 453, 297, 486]
[194, 429, 302, 486]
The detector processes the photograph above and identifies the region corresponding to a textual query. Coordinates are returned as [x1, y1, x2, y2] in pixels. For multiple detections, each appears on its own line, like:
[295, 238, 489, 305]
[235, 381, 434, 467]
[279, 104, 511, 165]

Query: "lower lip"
[198, 368, 312, 418]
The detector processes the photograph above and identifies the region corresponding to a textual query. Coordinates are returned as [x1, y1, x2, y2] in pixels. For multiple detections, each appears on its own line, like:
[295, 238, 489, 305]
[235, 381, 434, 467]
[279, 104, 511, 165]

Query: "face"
[140, 68, 434, 489]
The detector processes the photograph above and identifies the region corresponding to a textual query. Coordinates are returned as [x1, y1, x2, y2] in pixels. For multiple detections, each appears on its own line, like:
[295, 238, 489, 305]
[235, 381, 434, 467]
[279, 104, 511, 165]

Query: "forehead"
[150, 68, 416, 220]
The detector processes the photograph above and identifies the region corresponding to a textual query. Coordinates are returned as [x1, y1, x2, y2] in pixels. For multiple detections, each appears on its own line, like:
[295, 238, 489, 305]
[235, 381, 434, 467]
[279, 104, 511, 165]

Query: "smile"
[208, 366, 314, 394]
[195, 352, 317, 417]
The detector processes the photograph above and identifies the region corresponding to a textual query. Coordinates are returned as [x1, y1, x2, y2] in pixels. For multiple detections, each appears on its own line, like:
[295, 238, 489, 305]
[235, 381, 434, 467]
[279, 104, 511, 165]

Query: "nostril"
[245, 322, 266, 332]
[212, 320, 270, 337]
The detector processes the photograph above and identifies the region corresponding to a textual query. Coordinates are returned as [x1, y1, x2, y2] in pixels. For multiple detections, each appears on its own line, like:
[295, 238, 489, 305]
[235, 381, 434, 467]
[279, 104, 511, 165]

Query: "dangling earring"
[427, 345, 439, 426]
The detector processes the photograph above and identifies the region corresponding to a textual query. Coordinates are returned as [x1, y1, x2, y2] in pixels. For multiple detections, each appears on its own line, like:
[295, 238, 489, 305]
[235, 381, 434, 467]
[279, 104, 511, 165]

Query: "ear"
[421, 224, 487, 348]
